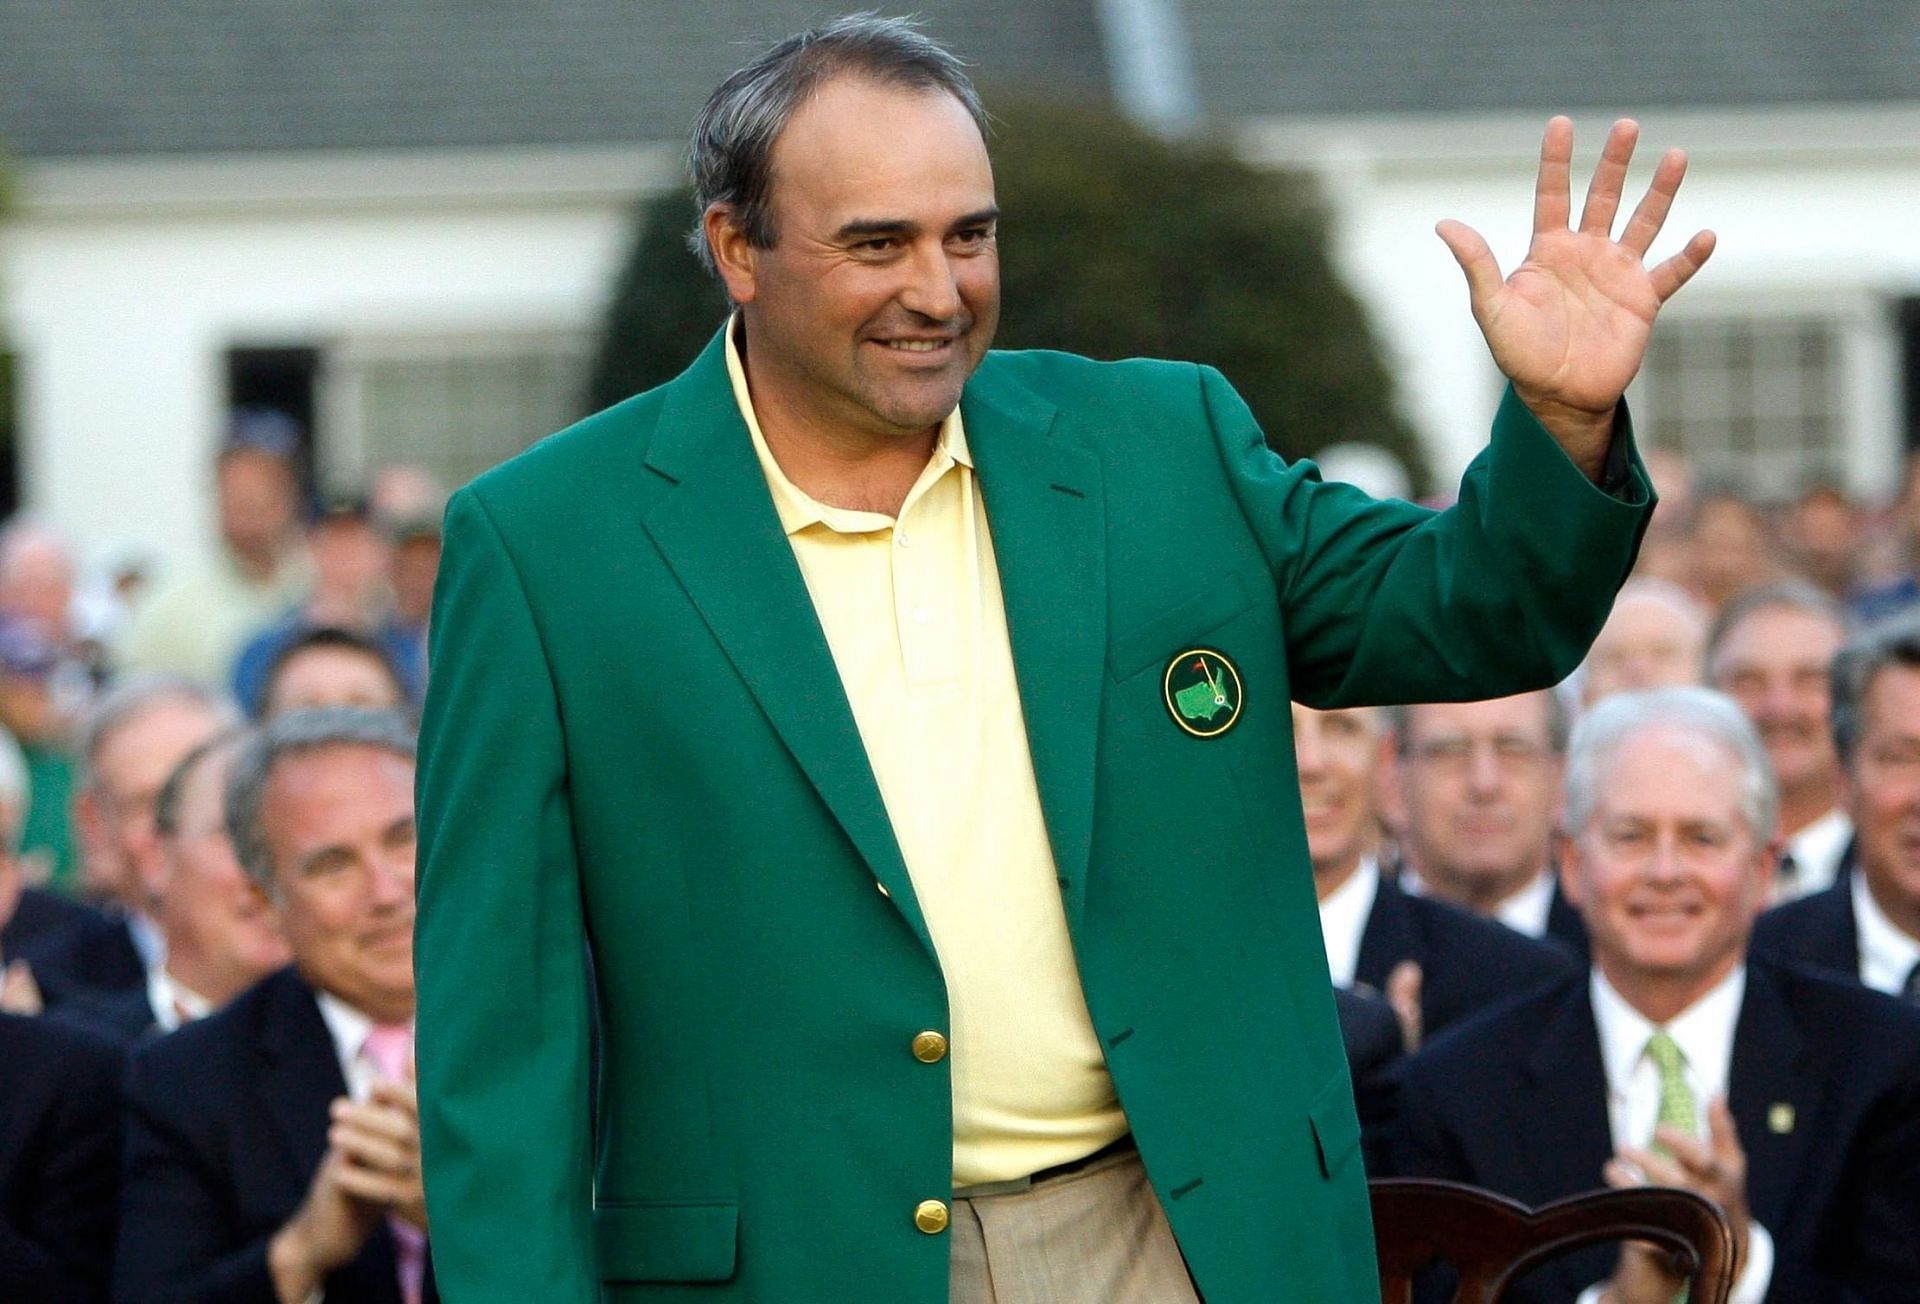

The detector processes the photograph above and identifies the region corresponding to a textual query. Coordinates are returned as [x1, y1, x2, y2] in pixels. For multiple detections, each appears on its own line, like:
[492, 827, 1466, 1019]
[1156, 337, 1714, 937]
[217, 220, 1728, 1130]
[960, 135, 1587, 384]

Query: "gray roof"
[2, 1, 1914, 161]
[0, 1, 1107, 159]
[1182, 0, 1920, 117]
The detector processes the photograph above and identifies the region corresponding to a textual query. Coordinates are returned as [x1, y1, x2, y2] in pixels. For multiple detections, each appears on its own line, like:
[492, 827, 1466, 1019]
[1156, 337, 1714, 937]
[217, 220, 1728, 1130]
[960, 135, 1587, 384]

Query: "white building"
[1, 0, 1915, 570]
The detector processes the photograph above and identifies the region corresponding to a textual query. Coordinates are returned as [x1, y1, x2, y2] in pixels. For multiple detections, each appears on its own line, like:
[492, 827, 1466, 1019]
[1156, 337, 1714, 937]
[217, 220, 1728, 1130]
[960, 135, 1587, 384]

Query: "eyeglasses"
[1408, 736, 1552, 770]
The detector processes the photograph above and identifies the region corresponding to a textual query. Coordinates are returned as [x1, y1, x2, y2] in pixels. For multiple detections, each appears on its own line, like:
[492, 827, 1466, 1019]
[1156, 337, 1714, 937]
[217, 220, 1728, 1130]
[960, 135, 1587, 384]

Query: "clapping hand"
[1439, 117, 1716, 481]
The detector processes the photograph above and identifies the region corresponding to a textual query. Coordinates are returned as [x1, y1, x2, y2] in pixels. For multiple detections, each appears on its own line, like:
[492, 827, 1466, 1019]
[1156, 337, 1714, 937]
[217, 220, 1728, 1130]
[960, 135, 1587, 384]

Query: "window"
[319, 331, 591, 493]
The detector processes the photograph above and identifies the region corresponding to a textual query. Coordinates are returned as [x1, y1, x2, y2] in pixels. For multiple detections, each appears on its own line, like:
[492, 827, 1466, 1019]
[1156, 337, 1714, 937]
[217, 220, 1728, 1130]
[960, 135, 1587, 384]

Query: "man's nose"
[368, 854, 415, 907]
[899, 242, 962, 321]
[1465, 743, 1503, 793]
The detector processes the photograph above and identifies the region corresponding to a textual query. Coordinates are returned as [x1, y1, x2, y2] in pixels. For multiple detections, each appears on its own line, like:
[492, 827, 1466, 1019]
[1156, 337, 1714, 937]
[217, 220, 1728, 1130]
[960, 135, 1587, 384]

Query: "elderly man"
[1386, 691, 1587, 951]
[1577, 576, 1710, 708]
[1296, 702, 1574, 1049]
[36, 680, 233, 1007]
[54, 732, 289, 1043]
[1707, 580, 1852, 899]
[115, 710, 430, 1304]
[416, 16, 1711, 1302]
[1754, 614, 1920, 996]
[1394, 688, 1920, 1303]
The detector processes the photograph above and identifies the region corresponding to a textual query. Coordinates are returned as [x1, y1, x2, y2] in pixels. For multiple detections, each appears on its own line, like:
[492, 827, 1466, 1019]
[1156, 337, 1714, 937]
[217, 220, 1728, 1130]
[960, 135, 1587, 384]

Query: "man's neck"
[1595, 952, 1740, 1027]
[1313, 852, 1365, 904]
[1865, 873, 1920, 945]
[163, 942, 253, 1010]
[1776, 779, 1839, 839]
[1420, 861, 1541, 914]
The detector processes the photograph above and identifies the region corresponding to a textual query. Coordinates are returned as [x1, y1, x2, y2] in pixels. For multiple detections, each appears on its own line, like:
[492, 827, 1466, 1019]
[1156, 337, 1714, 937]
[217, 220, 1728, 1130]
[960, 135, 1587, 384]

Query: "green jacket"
[415, 331, 1650, 1303]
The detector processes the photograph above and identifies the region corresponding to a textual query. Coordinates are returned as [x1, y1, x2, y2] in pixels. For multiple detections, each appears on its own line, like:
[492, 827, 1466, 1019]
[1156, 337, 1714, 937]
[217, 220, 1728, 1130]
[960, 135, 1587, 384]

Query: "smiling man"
[416, 14, 1715, 1303]
[1394, 688, 1920, 1303]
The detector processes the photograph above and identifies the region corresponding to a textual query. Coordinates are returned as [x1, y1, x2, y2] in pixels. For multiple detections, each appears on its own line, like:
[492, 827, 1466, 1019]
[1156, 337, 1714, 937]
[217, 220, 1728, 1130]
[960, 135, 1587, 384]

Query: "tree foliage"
[586, 97, 1428, 491]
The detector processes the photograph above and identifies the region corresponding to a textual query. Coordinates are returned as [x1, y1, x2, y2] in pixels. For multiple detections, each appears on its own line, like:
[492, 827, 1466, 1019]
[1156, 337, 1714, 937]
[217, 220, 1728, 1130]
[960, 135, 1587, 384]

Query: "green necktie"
[1644, 1029, 1697, 1156]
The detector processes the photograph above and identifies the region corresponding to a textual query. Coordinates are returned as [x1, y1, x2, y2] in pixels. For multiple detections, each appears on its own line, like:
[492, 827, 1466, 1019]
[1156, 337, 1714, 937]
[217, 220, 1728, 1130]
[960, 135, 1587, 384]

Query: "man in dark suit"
[1293, 702, 1575, 1050]
[116, 710, 431, 1304]
[1333, 986, 1404, 1174]
[40, 680, 233, 1008]
[1754, 615, 1920, 997]
[1396, 687, 1920, 1303]
[54, 732, 288, 1045]
[1385, 691, 1589, 956]
[0, 1013, 123, 1303]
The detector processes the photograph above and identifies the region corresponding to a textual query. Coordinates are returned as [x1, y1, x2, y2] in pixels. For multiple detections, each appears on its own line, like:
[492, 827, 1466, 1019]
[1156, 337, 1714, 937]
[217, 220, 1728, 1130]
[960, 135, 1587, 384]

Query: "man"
[416, 17, 1711, 1302]
[1753, 614, 1920, 995]
[37, 680, 233, 1007]
[116, 710, 431, 1304]
[0, 1013, 123, 1303]
[1386, 691, 1588, 951]
[1394, 688, 1920, 1302]
[0, 723, 104, 1015]
[257, 626, 410, 721]
[124, 422, 309, 685]
[1707, 580, 1852, 899]
[1577, 575, 1709, 708]
[1296, 702, 1575, 1047]
[55, 732, 289, 1043]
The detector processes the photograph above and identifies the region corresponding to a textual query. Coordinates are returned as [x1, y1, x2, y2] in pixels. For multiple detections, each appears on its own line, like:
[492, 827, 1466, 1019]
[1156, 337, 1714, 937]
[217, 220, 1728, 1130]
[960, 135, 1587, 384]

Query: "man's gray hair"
[1830, 612, 1920, 770]
[1564, 686, 1777, 842]
[685, 12, 987, 274]
[1705, 577, 1850, 678]
[1385, 689, 1570, 757]
[225, 708, 417, 894]
[80, 677, 238, 781]
[0, 724, 29, 850]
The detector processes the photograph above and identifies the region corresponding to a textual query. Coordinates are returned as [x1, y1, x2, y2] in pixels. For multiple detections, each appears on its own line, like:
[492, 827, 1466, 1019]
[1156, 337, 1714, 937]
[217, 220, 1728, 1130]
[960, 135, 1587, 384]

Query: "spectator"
[54, 732, 288, 1044]
[0, 617, 83, 891]
[1386, 692, 1587, 952]
[1395, 687, 1920, 1303]
[116, 709, 430, 1304]
[1707, 581, 1852, 899]
[1576, 576, 1709, 709]
[258, 628, 410, 721]
[123, 418, 309, 686]
[0, 725, 108, 1016]
[1690, 491, 1778, 613]
[1754, 614, 1920, 995]
[1783, 483, 1861, 601]
[43, 681, 233, 1007]
[1293, 702, 1574, 1051]
[0, 1013, 124, 1303]
[1630, 448, 1697, 587]
[230, 498, 424, 716]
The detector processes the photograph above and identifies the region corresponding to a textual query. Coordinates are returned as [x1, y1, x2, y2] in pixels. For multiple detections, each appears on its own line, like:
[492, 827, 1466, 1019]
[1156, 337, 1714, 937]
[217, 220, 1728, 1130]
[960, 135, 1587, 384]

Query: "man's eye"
[856, 237, 897, 253]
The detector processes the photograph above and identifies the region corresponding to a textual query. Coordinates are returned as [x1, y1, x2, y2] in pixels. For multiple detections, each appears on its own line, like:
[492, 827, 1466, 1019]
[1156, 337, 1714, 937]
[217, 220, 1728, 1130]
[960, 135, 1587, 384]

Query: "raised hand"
[1438, 117, 1716, 479]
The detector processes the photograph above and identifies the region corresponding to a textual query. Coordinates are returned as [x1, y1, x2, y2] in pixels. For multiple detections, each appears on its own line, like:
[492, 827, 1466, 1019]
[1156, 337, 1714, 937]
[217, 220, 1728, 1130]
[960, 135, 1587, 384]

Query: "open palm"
[1440, 118, 1715, 473]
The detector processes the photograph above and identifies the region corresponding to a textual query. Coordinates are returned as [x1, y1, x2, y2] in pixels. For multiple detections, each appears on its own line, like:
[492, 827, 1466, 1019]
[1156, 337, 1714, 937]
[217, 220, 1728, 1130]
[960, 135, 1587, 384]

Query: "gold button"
[914, 1199, 950, 1234]
[876, 880, 892, 899]
[911, 1030, 948, 1063]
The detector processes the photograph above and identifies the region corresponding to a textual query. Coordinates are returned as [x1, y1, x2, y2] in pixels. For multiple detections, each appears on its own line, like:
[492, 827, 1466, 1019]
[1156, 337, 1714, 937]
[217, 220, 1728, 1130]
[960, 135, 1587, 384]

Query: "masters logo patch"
[1162, 648, 1244, 738]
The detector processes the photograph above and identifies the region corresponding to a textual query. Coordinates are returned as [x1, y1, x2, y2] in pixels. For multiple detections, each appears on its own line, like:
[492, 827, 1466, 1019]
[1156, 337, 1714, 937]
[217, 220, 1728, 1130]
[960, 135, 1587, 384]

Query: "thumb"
[1436, 219, 1505, 309]
[1386, 960, 1424, 1052]
[1707, 1096, 1743, 1162]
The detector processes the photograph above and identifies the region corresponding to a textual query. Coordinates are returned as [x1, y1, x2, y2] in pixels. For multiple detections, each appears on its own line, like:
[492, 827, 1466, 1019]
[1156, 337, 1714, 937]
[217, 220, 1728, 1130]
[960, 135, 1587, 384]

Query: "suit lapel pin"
[1163, 648, 1244, 738]
[1767, 1103, 1794, 1135]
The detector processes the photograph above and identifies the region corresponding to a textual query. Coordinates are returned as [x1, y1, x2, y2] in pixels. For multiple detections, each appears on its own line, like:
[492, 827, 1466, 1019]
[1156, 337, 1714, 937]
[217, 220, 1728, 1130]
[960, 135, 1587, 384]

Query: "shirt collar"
[1591, 963, 1746, 1103]
[1400, 864, 1556, 938]
[1852, 873, 1920, 996]
[1317, 855, 1380, 990]
[723, 314, 971, 537]
[1783, 807, 1851, 895]
[146, 965, 212, 1033]
[315, 988, 378, 1082]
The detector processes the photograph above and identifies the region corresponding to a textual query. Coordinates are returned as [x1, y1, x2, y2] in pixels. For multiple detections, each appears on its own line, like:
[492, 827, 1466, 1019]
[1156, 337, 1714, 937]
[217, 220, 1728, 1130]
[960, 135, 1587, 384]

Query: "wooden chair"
[1369, 1178, 1735, 1304]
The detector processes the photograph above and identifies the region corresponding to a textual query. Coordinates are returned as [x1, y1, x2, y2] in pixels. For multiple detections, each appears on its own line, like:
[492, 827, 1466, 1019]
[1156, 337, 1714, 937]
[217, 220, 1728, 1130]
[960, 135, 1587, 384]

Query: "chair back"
[1369, 1178, 1735, 1304]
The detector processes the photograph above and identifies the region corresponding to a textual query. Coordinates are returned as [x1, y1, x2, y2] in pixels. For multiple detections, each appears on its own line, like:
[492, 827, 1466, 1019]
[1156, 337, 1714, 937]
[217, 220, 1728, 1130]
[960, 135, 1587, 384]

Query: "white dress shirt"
[1402, 864, 1556, 938]
[1780, 807, 1850, 901]
[1853, 875, 1920, 998]
[1317, 856, 1379, 989]
[1580, 967, 1773, 1304]
[145, 966, 212, 1034]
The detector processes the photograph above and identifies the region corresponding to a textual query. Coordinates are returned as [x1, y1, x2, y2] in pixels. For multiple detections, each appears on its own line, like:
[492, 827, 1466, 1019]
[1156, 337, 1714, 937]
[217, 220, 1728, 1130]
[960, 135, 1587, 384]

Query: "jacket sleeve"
[1198, 366, 1653, 709]
[415, 487, 596, 1304]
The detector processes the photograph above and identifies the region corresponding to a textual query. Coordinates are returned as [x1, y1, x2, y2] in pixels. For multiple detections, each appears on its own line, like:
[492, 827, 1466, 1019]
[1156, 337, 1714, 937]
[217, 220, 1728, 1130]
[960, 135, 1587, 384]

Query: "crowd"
[2, 416, 1919, 1301]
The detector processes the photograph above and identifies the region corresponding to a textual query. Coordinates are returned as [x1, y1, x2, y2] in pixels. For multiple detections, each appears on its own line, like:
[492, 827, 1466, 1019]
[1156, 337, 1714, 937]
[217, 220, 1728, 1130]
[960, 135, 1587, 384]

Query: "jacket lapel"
[1518, 982, 1615, 1201]
[256, 969, 349, 1195]
[1728, 965, 1817, 1230]
[637, 333, 934, 959]
[1354, 874, 1416, 994]
[962, 367, 1106, 923]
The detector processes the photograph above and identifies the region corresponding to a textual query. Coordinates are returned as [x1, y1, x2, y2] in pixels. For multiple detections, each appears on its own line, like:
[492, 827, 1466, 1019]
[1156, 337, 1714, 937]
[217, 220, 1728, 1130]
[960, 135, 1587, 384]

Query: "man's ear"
[704, 204, 759, 305]
[1556, 828, 1585, 910]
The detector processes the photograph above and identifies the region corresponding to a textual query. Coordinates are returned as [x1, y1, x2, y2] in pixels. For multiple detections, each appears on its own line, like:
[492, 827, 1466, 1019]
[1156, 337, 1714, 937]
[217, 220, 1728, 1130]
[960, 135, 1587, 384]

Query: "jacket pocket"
[1306, 1070, 1362, 1180]
[1108, 573, 1253, 681]
[594, 1200, 739, 1283]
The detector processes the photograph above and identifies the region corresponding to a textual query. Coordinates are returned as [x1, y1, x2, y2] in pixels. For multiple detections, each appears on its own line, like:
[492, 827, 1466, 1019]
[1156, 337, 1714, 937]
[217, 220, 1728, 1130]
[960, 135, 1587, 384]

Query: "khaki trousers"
[948, 1146, 1201, 1303]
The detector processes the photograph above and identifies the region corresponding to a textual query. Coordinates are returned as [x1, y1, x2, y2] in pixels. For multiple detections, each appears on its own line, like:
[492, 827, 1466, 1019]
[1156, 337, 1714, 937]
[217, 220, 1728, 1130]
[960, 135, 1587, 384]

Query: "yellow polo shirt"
[726, 326, 1127, 1186]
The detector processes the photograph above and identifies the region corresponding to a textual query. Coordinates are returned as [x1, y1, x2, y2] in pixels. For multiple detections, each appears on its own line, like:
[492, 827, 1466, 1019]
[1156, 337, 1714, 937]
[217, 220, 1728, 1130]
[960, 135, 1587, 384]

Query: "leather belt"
[951, 1133, 1138, 1200]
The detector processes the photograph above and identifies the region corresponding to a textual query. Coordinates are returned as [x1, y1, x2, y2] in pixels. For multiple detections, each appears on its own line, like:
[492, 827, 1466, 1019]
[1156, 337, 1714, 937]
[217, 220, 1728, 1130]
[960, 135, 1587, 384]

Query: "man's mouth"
[884, 339, 950, 352]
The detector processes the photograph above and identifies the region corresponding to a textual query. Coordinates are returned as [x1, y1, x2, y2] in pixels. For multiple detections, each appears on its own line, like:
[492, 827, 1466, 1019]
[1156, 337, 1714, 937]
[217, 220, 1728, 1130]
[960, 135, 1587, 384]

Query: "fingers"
[367, 1078, 419, 1120]
[332, 1098, 420, 1151]
[1435, 221, 1503, 314]
[1618, 146, 1687, 255]
[1533, 115, 1574, 234]
[1616, 1144, 1687, 1190]
[1385, 959, 1425, 1052]
[1578, 118, 1639, 237]
[1707, 1096, 1745, 1163]
[331, 1162, 421, 1209]
[1650, 229, 1717, 302]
